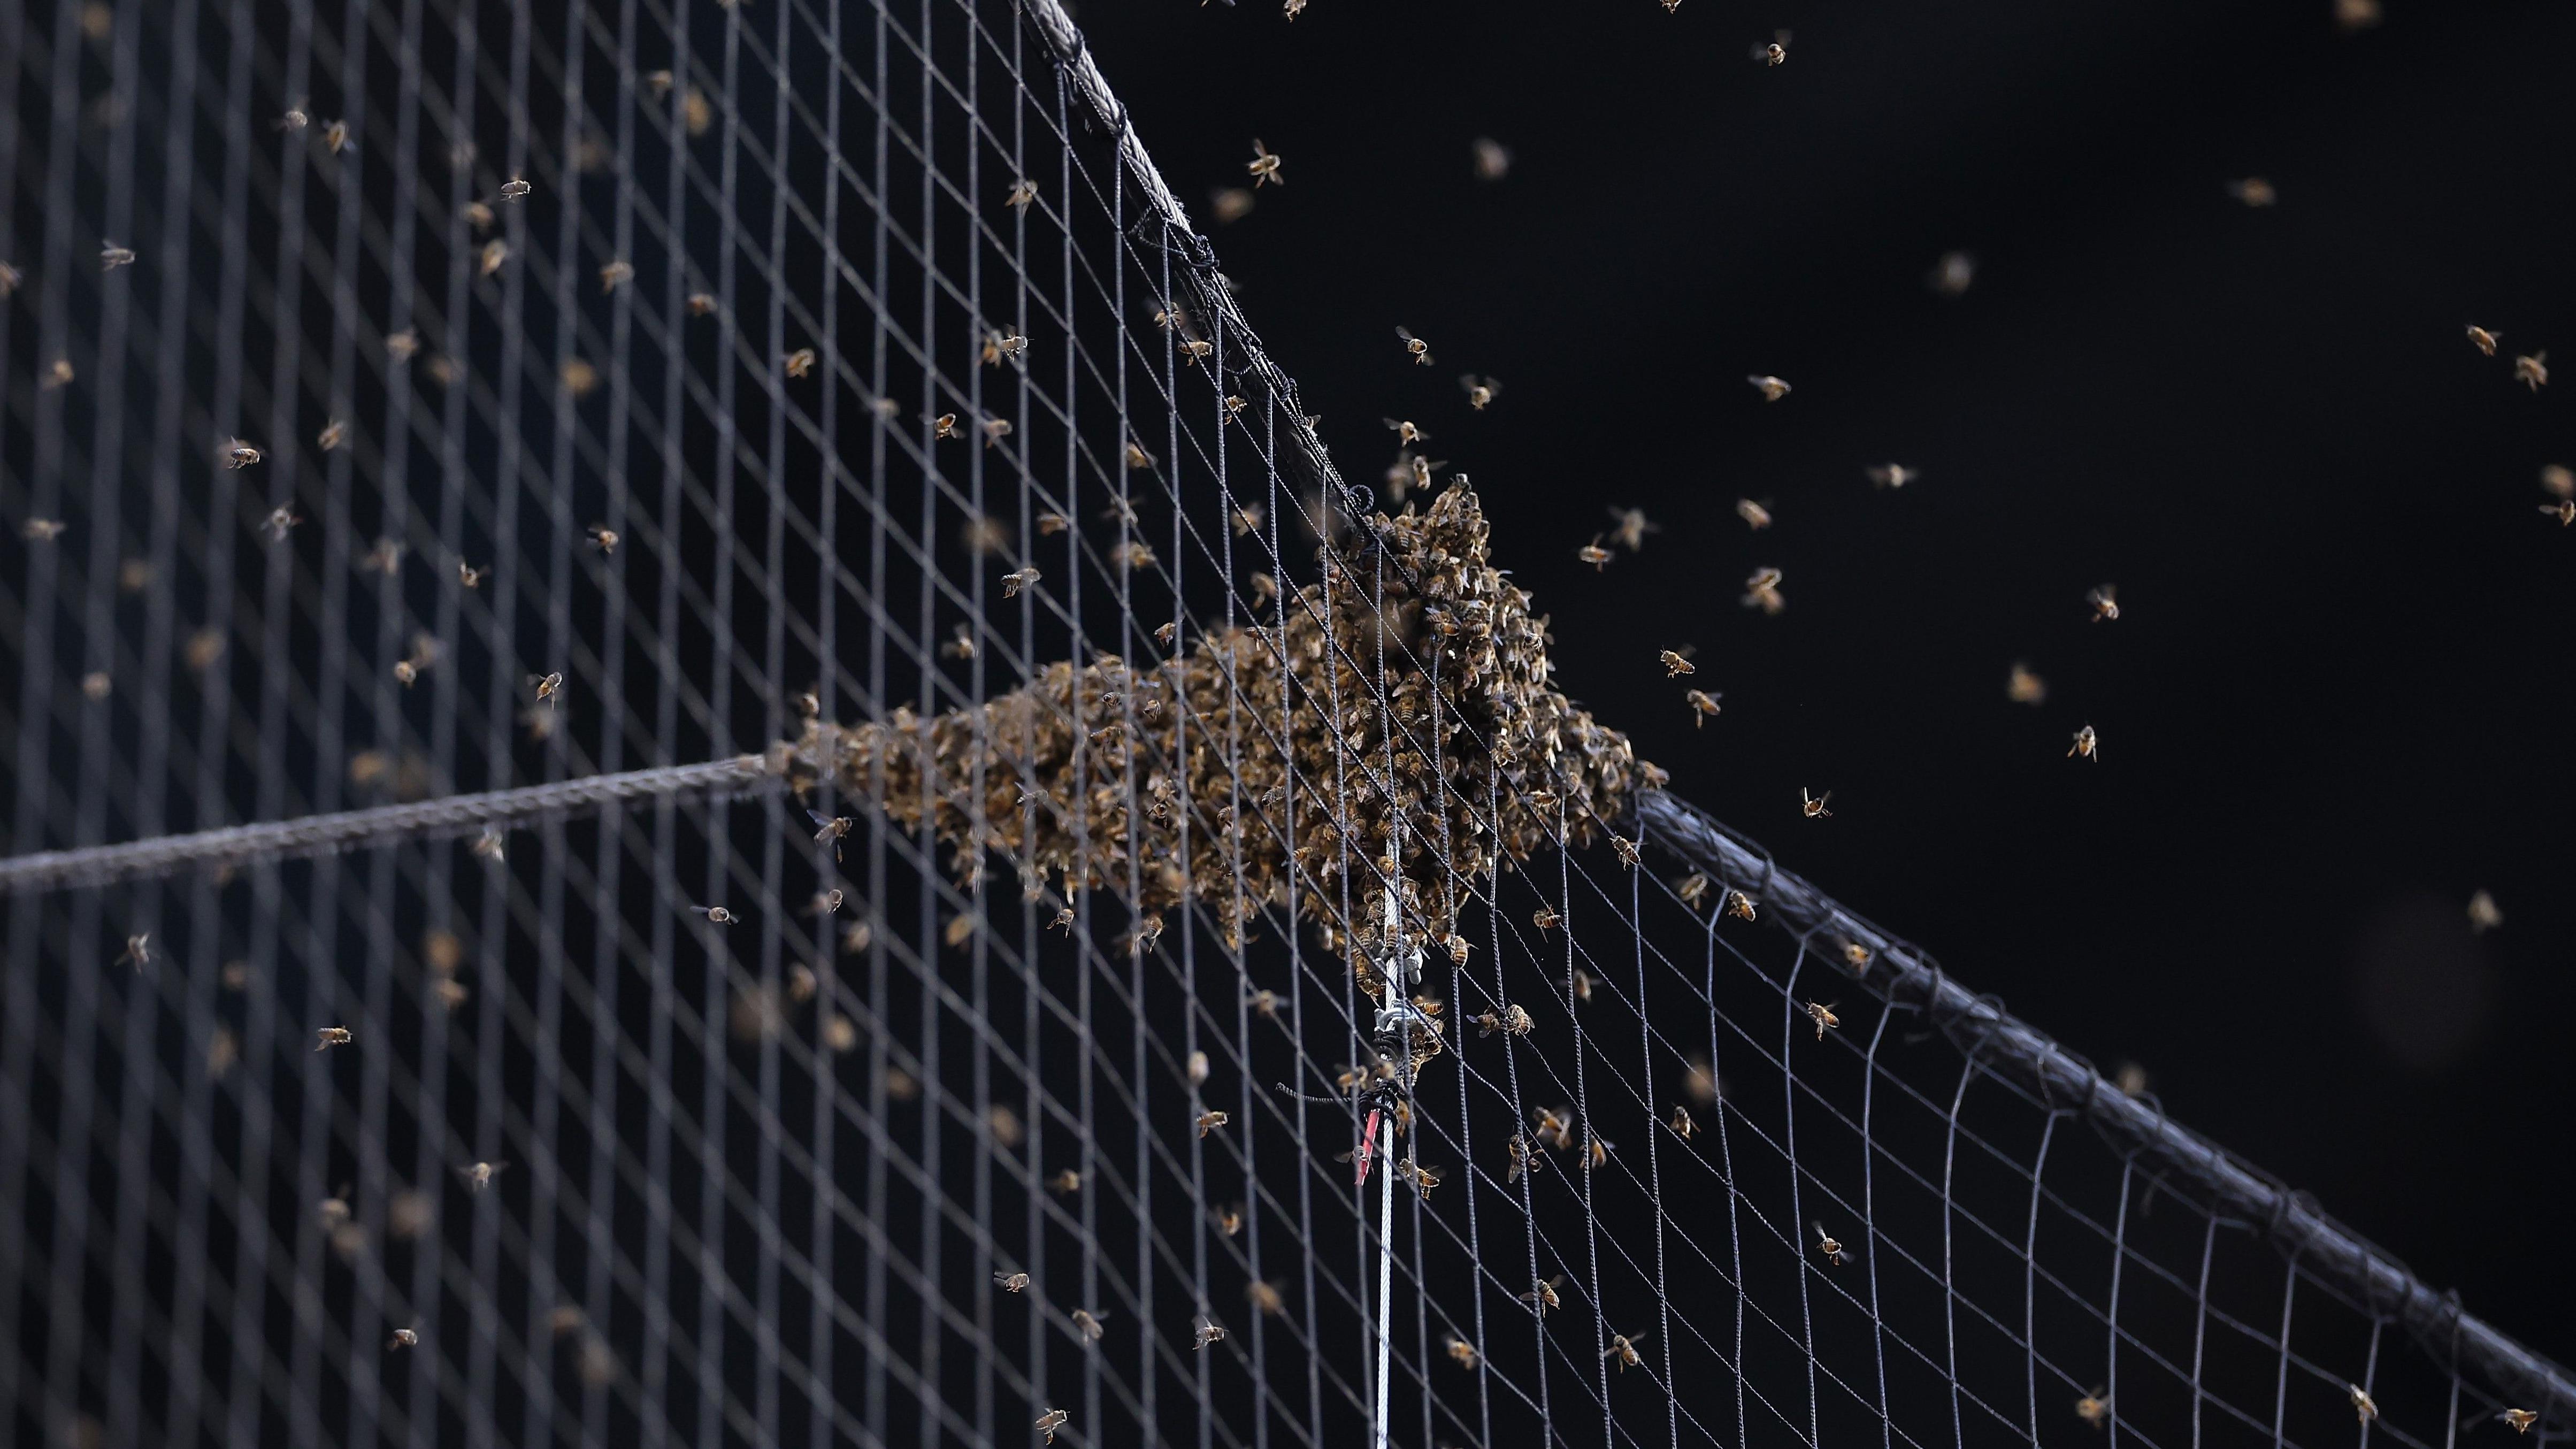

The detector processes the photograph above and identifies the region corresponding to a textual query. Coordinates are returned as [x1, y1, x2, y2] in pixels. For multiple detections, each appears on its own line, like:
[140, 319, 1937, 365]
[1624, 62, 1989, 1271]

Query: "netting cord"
[0, 753, 786, 895]
[1631, 788, 2576, 1433]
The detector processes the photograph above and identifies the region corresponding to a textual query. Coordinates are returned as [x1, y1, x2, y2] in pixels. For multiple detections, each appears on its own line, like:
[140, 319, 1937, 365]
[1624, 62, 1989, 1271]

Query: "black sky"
[1074, 0, 2576, 1366]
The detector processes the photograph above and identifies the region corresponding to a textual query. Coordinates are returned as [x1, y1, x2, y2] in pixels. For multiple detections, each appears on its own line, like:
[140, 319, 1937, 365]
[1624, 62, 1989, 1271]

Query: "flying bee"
[42, 358, 74, 389]
[263, 505, 302, 542]
[2514, 351, 2549, 390]
[1445, 1336, 1479, 1369]
[1670, 1104, 1697, 1138]
[2075, 1388, 2109, 1429]
[1002, 566, 1041, 597]
[2068, 724, 2099, 762]
[1230, 502, 1263, 535]
[119, 934, 150, 972]
[1746, 373, 1791, 401]
[316, 1026, 355, 1052]
[393, 658, 420, 687]
[1685, 689, 1723, 726]
[785, 348, 817, 378]
[1805, 1001, 1840, 1039]
[600, 259, 634, 292]
[277, 106, 310, 131]
[2227, 177, 2277, 208]
[1246, 138, 1284, 187]
[995, 1271, 1030, 1292]
[0, 261, 23, 297]
[688, 293, 719, 316]
[220, 438, 264, 469]
[1724, 890, 1758, 921]
[1246, 1279, 1286, 1315]
[1813, 1221, 1845, 1265]
[1577, 535, 1614, 570]
[809, 811, 854, 860]
[1521, 1276, 1563, 1314]
[1802, 787, 1832, 818]
[1736, 497, 1773, 530]
[1034, 511, 1071, 535]
[1658, 649, 1696, 679]
[456, 559, 484, 588]
[2008, 661, 2047, 704]
[1532, 1106, 1573, 1152]
[315, 418, 348, 451]
[1006, 178, 1038, 209]
[388, 1328, 419, 1351]
[580, 523, 620, 555]
[15, 517, 59, 542]
[982, 331, 1028, 365]
[529, 672, 564, 707]
[1844, 941, 1873, 970]
[1742, 567, 1785, 615]
[1396, 326, 1433, 366]
[480, 239, 510, 276]
[2545, 501, 2576, 526]
[2086, 584, 2120, 622]
[1929, 251, 1975, 296]
[2541, 464, 2572, 500]
[2467, 889, 2503, 933]
[1460, 374, 1498, 409]
[2348, 1385, 2378, 1424]
[1247, 988, 1282, 1019]
[809, 888, 845, 916]
[1383, 418, 1432, 449]
[1191, 1315, 1229, 1351]
[462, 200, 495, 229]
[1195, 1109, 1229, 1138]
[1071, 1308, 1107, 1343]
[1753, 29, 1791, 64]
[1532, 905, 1560, 936]
[1676, 873, 1711, 907]
[2500, 1408, 2537, 1433]
[497, 176, 532, 202]
[323, 119, 350, 153]
[1124, 441, 1155, 469]
[100, 239, 136, 270]
[2466, 324, 2501, 357]
[1867, 463, 1917, 489]
[1584, 1134, 1613, 1169]
[385, 328, 420, 362]
[692, 905, 739, 925]
[459, 1160, 506, 1191]
[1045, 1168, 1082, 1195]
[1396, 1157, 1440, 1199]
[1603, 505, 1659, 552]
[1603, 1330, 1649, 1371]
[1180, 338, 1214, 366]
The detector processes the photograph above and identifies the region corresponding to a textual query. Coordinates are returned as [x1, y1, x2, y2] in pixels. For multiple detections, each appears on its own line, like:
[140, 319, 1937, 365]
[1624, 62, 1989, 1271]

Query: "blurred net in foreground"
[2, 1, 2569, 1448]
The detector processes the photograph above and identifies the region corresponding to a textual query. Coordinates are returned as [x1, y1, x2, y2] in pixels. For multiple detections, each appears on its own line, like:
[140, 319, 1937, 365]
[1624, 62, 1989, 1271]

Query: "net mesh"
[1, 2, 2566, 1448]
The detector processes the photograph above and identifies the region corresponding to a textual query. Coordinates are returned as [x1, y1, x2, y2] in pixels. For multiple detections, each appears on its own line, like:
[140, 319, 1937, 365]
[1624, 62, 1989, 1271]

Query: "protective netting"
[3, 2, 2569, 1448]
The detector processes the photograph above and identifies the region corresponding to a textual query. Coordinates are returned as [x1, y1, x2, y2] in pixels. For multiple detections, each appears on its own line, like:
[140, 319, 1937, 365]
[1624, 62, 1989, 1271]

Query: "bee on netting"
[1577, 536, 1614, 571]
[99, 239, 136, 271]
[1746, 373, 1791, 401]
[1192, 1315, 1229, 1351]
[1531, 905, 1560, 937]
[1867, 463, 1918, 489]
[1246, 1279, 1286, 1316]
[1843, 941, 1873, 971]
[220, 438, 263, 470]
[2348, 1385, 2378, 1424]
[1474, 1003, 1535, 1038]
[480, 239, 510, 277]
[1603, 1330, 1650, 1371]
[2069, 724, 2099, 762]
[1246, 138, 1284, 187]
[1444, 1335, 1479, 1369]
[2467, 889, 2503, 934]
[1677, 873, 1712, 908]
[117, 933, 150, 973]
[785, 348, 818, 379]
[388, 1328, 419, 1351]
[2226, 177, 2277, 208]
[2500, 1408, 2539, 1433]
[17, 517, 62, 543]
[2008, 662, 2047, 704]
[1532, 1106, 1574, 1152]
[995, 1271, 1031, 1293]
[1006, 178, 1039, 210]
[1684, 689, 1723, 727]
[315, 1026, 355, 1052]
[1742, 567, 1785, 615]
[1460, 374, 1498, 410]
[323, 119, 351, 154]
[1724, 890, 1758, 922]
[692, 904, 739, 926]
[2466, 324, 2502, 357]
[1805, 1001, 1840, 1040]
[1195, 1109, 1229, 1138]
[2515, 351, 2549, 390]
[1069, 1308, 1109, 1343]
[982, 330, 1028, 365]
[1802, 787, 1833, 819]
[1735, 497, 1774, 530]
[1753, 29, 1791, 64]
[1813, 1221, 1845, 1265]
[1396, 326, 1433, 366]
[1036, 1408, 1071, 1445]
[688, 292, 719, 316]
[2545, 500, 2576, 526]
[263, 505, 302, 542]
[1611, 834, 1641, 868]
[1521, 1276, 1563, 1314]
[1669, 1104, 1697, 1138]
[809, 888, 845, 916]
[2075, 1388, 2109, 1429]
[1002, 566, 1040, 597]
[599, 259, 634, 293]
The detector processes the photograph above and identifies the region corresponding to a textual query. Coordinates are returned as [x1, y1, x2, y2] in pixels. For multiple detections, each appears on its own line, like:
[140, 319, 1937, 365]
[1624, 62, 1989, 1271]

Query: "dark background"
[1075, 0, 2576, 1368]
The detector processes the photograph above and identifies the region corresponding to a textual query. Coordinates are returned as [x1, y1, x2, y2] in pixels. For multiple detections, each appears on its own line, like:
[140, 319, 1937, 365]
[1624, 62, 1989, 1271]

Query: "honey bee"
[2466, 324, 2502, 357]
[1746, 373, 1791, 401]
[1246, 139, 1284, 187]
[1843, 941, 1872, 970]
[1928, 251, 1975, 296]
[2007, 662, 2046, 704]
[2500, 1408, 2537, 1433]
[1742, 567, 1785, 615]
[1179, 338, 1214, 367]
[809, 888, 845, 916]
[785, 348, 817, 379]
[1384, 417, 1429, 447]
[809, 811, 855, 860]
[263, 505, 302, 542]
[119, 934, 150, 972]
[1805, 1001, 1839, 1039]
[1036, 1409, 1070, 1445]
[1283, 0, 1305, 16]
[1071, 1308, 1107, 1342]
[2545, 501, 2576, 526]
[1532, 1106, 1573, 1152]
[1676, 873, 1712, 907]
[456, 559, 484, 588]
[1584, 1134, 1612, 1169]
[1577, 536, 1614, 570]
[1032, 511, 1071, 536]
[1246, 1279, 1286, 1315]
[480, 239, 509, 276]
[1445, 1336, 1479, 1369]
[277, 106, 310, 132]
[687, 293, 718, 316]
[1603, 1330, 1649, 1371]
[1460, 374, 1498, 410]
[1813, 1221, 1844, 1264]
[220, 438, 263, 469]
[2348, 1384, 2377, 1424]
[323, 119, 350, 153]
[2075, 1387, 2109, 1428]
[982, 331, 1028, 365]
[1867, 463, 1918, 489]
[1191, 1313, 1231, 1351]
[0, 260, 22, 297]
[1753, 29, 1790, 64]
[458, 1160, 506, 1191]
[1006, 178, 1038, 209]
[1505, 1131, 1540, 1183]
[2467, 889, 2503, 934]
[1735, 497, 1773, 530]
[692, 904, 739, 925]
[316, 1026, 355, 1052]
[1195, 1109, 1229, 1138]
[461, 200, 496, 229]
[1124, 440, 1155, 469]
[2068, 724, 2098, 762]
[1660, 649, 1696, 678]
[1112, 540, 1157, 570]
[1802, 787, 1832, 819]
[496, 175, 531, 202]
[1532, 905, 1560, 936]
[386, 329, 420, 361]
[2515, 351, 2549, 390]
[1209, 187, 1255, 224]
[1669, 1104, 1697, 1138]
[1520, 1276, 1563, 1314]
[2541, 464, 2573, 500]
[1231, 502, 1263, 535]
[1673, 688, 1721, 728]
[2226, 177, 2277, 208]
[1047, 906, 1076, 933]
[388, 1328, 419, 1350]
[1396, 326, 1433, 366]
[1723, 890, 1758, 922]
[20, 518, 66, 542]
[2114, 1061, 2148, 1097]
[574, 523, 617, 556]
[1611, 834, 1641, 867]
[1474, 1003, 1535, 1038]
[2086, 584, 2119, 622]
[1002, 566, 1041, 597]
[1247, 988, 1282, 1020]
[99, 239, 135, 270]
[995, 1271, 1031, 1293]
[529, 671, 564, 707]
[36, 356, 73, 390]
